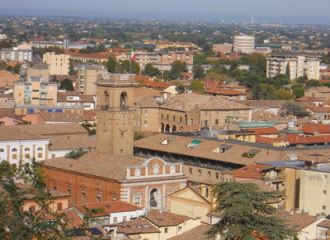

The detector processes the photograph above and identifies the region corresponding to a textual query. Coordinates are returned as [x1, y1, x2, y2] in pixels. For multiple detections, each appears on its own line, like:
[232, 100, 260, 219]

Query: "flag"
[130, 48, 136, 61]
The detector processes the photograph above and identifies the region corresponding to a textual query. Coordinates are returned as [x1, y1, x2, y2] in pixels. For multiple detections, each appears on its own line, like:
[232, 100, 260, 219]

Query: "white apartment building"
[43, 52, 70, 75]
[233, 35, 255, 54]
[266, 55, 320, 80]
[0, 48, 33, 62]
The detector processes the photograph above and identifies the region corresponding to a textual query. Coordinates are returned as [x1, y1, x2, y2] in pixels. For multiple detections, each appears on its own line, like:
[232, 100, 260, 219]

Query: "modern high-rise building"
[266, 55, 320, 80]
[233, 35, 255, 54]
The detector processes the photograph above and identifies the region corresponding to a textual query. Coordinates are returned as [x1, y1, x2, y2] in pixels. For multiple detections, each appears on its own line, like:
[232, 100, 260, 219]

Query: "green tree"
[69, 59, 76, 75]
[208, 182, 297, 240]
[192, 65, 205, 79]
[292, 83, 305, 98]
[59, 79, 74, 91]
[107, 56, 117, 73]
[175, 84, 185, 94]
[118, 60, 140, 74]
[282, 103, 310, 118]
[168, 60, 187, 80]
[189, 80, 204, 92]
[0, 161, 69, 239]
[143, 63, 160, 77]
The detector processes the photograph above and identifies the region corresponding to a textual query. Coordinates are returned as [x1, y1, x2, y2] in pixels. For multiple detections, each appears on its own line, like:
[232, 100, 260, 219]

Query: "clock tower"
[96, 73, 138, 156]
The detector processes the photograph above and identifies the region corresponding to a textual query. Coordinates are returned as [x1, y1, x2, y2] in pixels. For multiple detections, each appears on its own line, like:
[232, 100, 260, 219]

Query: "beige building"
[78, 64, 107, 95]
[299, 167, 330, 216]
[14, 77, 58, 115]
[266, 55, 320, 80]
[169, 187, 215, 222]
[43, 52, 70, 75]
[135, 93, 252, 133]
[27, 64, 50, 82]
[212, 43, 233, 55]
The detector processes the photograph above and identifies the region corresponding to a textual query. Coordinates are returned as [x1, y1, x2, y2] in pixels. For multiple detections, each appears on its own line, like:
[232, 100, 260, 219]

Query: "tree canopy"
[208, 182, 297, 240]
[143, 63, 161, 77]
[0, 161, 69, 239]
[59, 79, 74, 91]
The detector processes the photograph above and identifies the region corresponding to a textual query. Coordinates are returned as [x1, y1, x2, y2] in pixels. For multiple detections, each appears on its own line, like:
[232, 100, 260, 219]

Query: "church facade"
[40, 73, 187, 210]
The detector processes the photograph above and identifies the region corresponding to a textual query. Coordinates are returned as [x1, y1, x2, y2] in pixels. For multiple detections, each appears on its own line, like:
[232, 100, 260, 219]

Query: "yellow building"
[27, 64, 50, 82]
[43, 52, 70, 75]
[14, 77, 58, 115]
[169, 187, 214, 223]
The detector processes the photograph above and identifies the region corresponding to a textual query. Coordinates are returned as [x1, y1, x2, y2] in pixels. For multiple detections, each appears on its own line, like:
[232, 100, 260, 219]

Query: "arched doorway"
[120, 92, 128, 110]
[172, 125, 177, 133]
[160, 123, 165, 133]
[149, 188, 160, 209]
[165, 124, 170, 133]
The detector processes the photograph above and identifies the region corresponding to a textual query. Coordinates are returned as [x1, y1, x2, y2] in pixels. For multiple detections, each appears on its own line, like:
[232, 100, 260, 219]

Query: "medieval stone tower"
[96, 74, 138, 156]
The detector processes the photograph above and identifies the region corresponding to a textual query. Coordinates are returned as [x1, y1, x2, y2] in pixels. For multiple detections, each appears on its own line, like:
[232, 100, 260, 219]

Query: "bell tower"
[96, 74, 138, 156]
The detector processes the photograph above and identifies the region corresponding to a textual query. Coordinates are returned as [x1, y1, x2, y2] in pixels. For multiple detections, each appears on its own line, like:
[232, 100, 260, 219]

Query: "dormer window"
[242, 149, 260, 158]
[218, 144, 232, 153]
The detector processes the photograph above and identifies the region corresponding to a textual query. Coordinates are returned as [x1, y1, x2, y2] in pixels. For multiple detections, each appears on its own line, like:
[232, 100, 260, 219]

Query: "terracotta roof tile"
[114, 219, 160, 235]
[302, 124, 330, 135]
[74, 201, 141, 217]
[145, 210, 190, 227]
[168, 224, 212, 240]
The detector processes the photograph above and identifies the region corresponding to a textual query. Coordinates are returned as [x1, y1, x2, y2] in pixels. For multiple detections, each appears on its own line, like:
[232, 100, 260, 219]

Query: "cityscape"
[0, 0, 330, 239]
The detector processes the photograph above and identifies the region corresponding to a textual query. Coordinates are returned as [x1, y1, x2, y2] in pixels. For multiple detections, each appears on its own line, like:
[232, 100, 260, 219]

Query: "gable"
[170, 187, 209, 204]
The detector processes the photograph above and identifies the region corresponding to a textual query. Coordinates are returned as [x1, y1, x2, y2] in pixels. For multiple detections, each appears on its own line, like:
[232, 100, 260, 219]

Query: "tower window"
[104, 91, 109, 110]
[120, 92, 128, 110]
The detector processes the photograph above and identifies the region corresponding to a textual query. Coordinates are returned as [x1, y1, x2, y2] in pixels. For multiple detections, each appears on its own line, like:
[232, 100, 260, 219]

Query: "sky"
[0, 0, 330, 24]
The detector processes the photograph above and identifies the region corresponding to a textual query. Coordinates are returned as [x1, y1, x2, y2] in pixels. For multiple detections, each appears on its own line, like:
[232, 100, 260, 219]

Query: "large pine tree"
[208, 182, 297, 240]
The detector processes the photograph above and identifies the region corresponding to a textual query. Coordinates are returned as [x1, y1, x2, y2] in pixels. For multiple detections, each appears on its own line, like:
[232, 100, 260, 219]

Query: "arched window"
[37, 147, 43, 151]
[81, 191, 86, 202]
[96, 194, 101, 203]
[11, 148, 17, 152]
[24, 148, 30, 151]
[104, 91, 109, 110]
[120, 92, 128, 110]
[0, 148, 4, 152]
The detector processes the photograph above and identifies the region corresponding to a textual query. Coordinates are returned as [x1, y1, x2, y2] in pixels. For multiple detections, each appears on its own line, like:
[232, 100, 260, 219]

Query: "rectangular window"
[173, 116, 176, 121]
[216, 172, 219, 179]
[123, 216, 127, 222]
[133, 196, 141, 206]
[180, 117, 182, 123]
[12, 154, 17, 160]
[189, 168, 192, 174]
[38, 153, 43, 158]
[57, 202, 63, 211]
[178, 226, 182, 232]
[324, 190, 327, 194]
[164, 228, 168, 233]
[204, 120, 208, 127]
[198, 169, 202, 176]
[208, 171, 211, 177]
[113, 217, 118, 223]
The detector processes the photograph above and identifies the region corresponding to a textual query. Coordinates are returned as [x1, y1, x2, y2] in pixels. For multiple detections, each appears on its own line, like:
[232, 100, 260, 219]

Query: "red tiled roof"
[74, 201, 141, 218]
[247, 127, 278, 135]
[306, 105, 330, 113]
[205, 88, 244, 96]
[302, 124, 330, 135]
[257, 134, 330, 145]
[233, 163, 268, 180]
[68, 51, 109, 60]
[135, 75, 171, 89]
